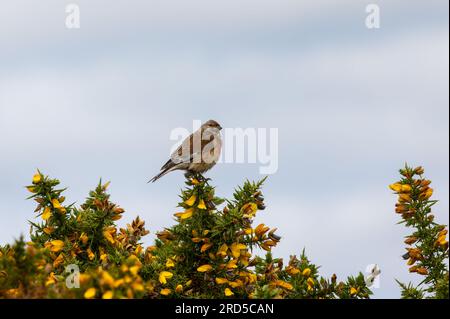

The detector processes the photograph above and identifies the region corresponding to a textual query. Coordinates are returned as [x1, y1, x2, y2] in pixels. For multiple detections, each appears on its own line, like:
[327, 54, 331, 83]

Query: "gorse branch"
[389, 165, 449, 299]
[0, 165, 447, 299]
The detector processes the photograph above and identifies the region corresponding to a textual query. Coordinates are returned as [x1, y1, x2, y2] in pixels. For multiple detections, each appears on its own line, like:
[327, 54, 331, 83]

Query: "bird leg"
[185, 172, 210, 183]
[196, 174, 211, 183]
[184, 171, 194, 179]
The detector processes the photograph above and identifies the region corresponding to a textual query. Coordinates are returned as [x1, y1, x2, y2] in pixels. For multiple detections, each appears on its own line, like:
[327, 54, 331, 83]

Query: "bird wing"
[161, 127, 217, 170]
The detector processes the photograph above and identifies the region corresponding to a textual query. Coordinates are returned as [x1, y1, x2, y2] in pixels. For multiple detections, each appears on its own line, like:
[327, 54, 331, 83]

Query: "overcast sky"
[0, 1, 448, 298]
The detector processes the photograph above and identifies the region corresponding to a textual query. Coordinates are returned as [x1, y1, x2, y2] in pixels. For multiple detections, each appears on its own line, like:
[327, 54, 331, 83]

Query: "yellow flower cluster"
[1, 171, 382, 299]
[81, 255, 146, 299]
[389, 166, 434, 220]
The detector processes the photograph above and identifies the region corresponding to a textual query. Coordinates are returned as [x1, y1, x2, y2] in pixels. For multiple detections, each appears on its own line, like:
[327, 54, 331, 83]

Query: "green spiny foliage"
[0, 165, 447, 299]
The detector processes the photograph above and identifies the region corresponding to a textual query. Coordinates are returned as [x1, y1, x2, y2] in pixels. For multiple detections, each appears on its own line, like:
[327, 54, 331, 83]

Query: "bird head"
[203, 120, 222, 131]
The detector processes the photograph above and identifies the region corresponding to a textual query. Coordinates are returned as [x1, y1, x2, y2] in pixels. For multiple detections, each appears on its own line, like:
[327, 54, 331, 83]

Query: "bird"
[149, 120, 223, 183]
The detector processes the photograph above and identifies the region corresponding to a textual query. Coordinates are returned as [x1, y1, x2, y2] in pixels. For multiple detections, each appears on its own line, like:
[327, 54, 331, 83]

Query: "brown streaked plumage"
[149, 120, 222, 182]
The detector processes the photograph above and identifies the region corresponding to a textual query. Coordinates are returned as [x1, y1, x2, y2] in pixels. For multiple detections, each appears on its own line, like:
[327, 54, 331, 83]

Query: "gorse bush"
[0, 165, 447, 299]
[389, 165, 449, 299]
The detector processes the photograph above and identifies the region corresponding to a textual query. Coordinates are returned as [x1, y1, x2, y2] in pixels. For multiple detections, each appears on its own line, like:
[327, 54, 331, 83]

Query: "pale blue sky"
[0, 1, 448, 298]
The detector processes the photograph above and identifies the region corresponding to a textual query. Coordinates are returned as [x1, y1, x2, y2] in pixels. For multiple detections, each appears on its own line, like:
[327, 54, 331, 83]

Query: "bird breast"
[188, 131, 221, 173]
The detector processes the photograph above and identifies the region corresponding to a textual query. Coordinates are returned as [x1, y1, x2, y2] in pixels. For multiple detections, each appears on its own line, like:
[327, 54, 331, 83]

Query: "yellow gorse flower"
[241, 202, 258, 218]
[197, 264, 213, 272]
[274, 280, 293, 290]
[421, 188, 433, 200]
[102, 291, 114, 299]
[174, 208, 194, 220]
[159, 271, 173, 284]
[287, 267, 300, 275]
[43, 227, 54, 235]
[217, 243, 228, 258]
[389, 183, 412, 193]
[51, 198, 62, 209]
[230, 243, 247, 258]
[175, 284, 183, 293]
[42, 207, 52, 220]
[45, 272, 57, 286]
[160, 288, 171, 296]
[51, 198, 66, 214]
[226, 260, 238, 269]
[103, 229, 115, 244]
[229, 280, 244, 288]
[80, 232, 89, 245]
[437, 236, 447, 245]
[132, 282, 145, 291]
[185, 194, 197, 206]
[129, 265, 140, 276]
[84, 287, 96, 299]
[224, 288, 234, 297]
[200, 242, 213, 253]
[302, 268, 311, 277]
[197, 199, 207, 210]
[53, 253, 64, 268]
[32, 173, 42, 184]
[215, 277, 228, 285]
[398, 193, 411, 202]
[307, 277, 315, 289]
[255, 224, 269, 238]
[101, 271, 115, 287]
[100, 253, 108, 263]
[401, 185, 412, 192]
[87, 248, 95, 261]
[45, 240, 65, 252]
[350, 287, 358, 295]
[435, 229, 448, 248]
[26, 186, 37, 193]
[166, 258, 175, 268]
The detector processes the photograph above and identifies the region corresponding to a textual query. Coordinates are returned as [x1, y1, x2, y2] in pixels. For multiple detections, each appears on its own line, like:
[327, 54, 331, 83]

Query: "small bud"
[404, 236, 418, 245]
[268, 229, 281, 241]
[420, 180, 431, 188]
[416, 267, 428, 275]
[395, 205, 408, 214]
[249, 258, 258, 267]
[408, 266, 418, 273]
[114, 207, 125, 214]
[252, 191, 262, 198]
[175, 284, 183, 293]
[400, 168, 412, 178]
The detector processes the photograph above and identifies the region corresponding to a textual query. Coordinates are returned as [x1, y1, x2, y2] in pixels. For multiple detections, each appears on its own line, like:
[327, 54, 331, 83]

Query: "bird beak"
[218, 125, 223, 130]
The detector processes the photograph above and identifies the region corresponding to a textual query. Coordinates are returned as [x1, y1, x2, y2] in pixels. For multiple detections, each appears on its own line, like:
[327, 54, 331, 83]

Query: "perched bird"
[149, 120, 223, 182]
